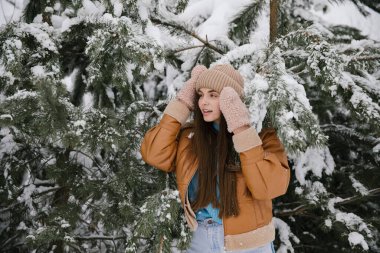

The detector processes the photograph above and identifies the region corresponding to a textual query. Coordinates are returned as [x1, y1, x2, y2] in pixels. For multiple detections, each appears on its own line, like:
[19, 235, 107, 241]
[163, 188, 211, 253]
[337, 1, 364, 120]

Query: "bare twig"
[190, 45, 206, 70]
[174, 44, 205, 53]
[150, 17, 225, 55]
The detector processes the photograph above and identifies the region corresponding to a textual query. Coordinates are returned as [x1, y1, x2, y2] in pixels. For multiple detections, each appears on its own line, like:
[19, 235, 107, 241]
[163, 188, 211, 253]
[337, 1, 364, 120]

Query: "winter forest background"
[0, 0, 379, 252]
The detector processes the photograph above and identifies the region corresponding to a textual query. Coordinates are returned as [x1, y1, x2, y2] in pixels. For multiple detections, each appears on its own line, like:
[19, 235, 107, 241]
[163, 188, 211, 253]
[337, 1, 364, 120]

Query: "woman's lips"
[202, 110, 212, 115]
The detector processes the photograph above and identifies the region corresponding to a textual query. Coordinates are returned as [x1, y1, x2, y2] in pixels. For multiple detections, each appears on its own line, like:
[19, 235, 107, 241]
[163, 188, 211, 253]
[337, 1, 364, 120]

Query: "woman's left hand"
[219, 87, 251, 134]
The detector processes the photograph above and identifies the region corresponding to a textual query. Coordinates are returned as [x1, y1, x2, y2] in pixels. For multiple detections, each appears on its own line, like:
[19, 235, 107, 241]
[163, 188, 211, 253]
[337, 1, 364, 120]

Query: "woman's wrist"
[232, 126, 263, 152]
[233, 125, 250, 135]
[177, 98, 192, 111]
[163, 99, 191, 125]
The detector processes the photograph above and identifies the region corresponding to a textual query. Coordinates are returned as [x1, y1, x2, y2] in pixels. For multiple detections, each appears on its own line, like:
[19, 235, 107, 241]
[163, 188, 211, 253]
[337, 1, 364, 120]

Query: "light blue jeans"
[186, 219, 275, 253]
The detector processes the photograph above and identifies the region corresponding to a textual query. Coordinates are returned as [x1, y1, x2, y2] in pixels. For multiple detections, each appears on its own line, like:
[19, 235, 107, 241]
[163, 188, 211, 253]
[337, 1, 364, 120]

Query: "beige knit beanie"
[195, 64, 244, 97]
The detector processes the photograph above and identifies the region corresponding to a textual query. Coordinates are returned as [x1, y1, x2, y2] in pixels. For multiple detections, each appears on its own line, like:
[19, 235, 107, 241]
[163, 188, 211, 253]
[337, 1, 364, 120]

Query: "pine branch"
[73, 235, 151, 241]
[0, 202, 22, 213]
[65, 242, 82, 253]
[276, 204, 309, 216]
[351, 55, 380, 61]
[354, 0, 380, 13]
[70, 149, 108, 177]
[1, 231, 20, 249]
[287, 62, 305, 73]
[74, 235, 125, 241]
[150, 17, 225, 54]
[321, 124, 379, 145]
[228, 0, 265, 42]
[335, 187, 380, 206]
[33, 179, 55, 186]
[276, 187, 380, 216]
[33, 186, 62, 197]
[293, 244, 326, 250]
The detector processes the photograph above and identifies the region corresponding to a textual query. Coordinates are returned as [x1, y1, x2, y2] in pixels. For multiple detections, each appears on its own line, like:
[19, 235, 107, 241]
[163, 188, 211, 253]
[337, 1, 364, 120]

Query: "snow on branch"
[327, 197, 373, 250]
[258, 47, 328, 153]
[273, 217, 300, 253]
[276, 187, 380, 216]
[291, 147, 335, 185]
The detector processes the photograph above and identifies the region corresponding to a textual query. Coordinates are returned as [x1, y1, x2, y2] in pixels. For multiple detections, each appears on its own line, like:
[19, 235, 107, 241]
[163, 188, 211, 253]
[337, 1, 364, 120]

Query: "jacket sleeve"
[233, 127, 290, 200]
[140, 99, 191, 172]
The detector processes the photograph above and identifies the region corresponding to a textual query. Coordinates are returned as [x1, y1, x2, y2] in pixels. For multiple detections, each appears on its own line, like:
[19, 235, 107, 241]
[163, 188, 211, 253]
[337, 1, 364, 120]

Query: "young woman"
[141, 64, 290, 253]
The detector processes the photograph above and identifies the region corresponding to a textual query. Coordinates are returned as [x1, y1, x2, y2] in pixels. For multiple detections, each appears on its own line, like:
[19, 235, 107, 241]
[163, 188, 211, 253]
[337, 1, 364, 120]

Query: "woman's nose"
[201, 97, 209, 105]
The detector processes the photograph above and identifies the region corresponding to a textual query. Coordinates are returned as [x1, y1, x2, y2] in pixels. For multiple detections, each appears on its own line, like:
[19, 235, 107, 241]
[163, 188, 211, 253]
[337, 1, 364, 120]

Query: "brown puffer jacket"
[140, 100, 290, 251]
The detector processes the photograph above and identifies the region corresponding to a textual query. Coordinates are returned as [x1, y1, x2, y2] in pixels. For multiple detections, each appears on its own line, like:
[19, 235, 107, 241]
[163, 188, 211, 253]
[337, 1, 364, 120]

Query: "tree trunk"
[270, 0, 279, 43]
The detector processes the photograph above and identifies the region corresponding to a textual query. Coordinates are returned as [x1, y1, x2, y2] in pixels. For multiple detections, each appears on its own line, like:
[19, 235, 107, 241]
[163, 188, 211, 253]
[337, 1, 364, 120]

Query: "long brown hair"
[190, 93, 241, 218]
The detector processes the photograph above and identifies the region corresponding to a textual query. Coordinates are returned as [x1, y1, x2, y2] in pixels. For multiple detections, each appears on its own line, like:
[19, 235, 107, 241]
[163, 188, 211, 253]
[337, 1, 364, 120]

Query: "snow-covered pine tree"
[135, 0, 380, 252]
[1, 0, 379, 252]
[0, 1, 183, 252]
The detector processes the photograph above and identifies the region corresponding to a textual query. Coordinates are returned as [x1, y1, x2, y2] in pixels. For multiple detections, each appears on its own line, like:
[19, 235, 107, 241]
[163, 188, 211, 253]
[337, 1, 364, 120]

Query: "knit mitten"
[176, 65, 207, 110]
[220, 87, 250, 133]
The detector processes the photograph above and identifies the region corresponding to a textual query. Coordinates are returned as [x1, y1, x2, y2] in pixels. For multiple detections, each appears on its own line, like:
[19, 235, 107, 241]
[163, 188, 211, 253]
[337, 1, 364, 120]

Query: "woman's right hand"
[220, 87, 251, 133]
[176, 65, 207, 110]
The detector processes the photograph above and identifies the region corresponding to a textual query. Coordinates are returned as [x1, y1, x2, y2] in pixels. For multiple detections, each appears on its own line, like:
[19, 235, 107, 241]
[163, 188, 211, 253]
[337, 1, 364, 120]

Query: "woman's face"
[197, 87, 221, 124]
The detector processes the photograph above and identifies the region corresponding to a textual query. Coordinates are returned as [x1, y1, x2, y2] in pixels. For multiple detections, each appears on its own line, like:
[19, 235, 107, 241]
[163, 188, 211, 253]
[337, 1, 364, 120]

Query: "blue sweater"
[188, 172, 222, 224]
[188, 122, 222, 224]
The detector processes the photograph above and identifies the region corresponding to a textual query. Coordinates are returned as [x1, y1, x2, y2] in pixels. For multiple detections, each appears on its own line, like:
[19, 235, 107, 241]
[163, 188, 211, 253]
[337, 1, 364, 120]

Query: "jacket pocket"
[255, 153, 290, 199]
[236, 173, 253, 203]
[252, 200, 265, 226]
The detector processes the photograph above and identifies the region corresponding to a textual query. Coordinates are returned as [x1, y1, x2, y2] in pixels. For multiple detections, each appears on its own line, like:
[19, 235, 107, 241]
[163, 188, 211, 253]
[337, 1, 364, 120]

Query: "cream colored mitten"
[176, 65, 207, 110]
[220, 87, 251, 133]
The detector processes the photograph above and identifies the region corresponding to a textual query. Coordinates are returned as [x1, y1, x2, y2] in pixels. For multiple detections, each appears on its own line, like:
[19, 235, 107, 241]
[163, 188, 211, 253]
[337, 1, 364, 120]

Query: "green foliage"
[126, 187, 191, 253]
[174, 0, 189, 14]
[229, 0, 265, 45]
[262, 47, 328, 153]
[330, 25, 367, 42]
[270, 4, 380, 252]
[275, 25, 380, 135]
[59, 22, 93, 106]
[0, 22, 61, 94]
[1, 0, 380, 252]
[85, 15, 164, 108]
[0, 4, 166, 251]
[197, 47, 218, 68]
